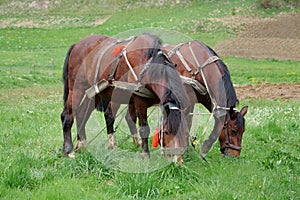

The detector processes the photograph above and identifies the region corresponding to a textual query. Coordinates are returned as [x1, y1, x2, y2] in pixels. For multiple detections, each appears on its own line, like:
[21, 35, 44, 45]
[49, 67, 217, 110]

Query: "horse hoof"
[63, 143, 74, 155]
[167, 155, 183, 164]
[108, 133, 117, 149]
[141, 152, 150, 160]
[75, 140, 87, 152]
[67, 151, 76, 158]
[132, 134, 142, 147]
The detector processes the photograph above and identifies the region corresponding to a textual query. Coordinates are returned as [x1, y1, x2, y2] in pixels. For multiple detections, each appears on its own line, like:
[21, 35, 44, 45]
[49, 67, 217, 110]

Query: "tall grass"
[0, 0, 299, 199]
[0, 85, 299, 199]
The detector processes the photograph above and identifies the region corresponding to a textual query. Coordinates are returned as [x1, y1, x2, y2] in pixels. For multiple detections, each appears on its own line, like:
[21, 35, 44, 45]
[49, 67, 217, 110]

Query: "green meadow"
[0, 0, 299, 199]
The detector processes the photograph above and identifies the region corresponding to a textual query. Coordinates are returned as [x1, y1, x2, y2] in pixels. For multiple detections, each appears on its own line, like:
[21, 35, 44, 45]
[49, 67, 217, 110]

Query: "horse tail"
[62, 44, 75, 105]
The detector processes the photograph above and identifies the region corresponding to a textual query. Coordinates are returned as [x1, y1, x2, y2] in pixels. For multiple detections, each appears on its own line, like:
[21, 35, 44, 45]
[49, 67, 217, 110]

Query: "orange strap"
[112, 45, 125, 57]
[152, 128, 160, 148]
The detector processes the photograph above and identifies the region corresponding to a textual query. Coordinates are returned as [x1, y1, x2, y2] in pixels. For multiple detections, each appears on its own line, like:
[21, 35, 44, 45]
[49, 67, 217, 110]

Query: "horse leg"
[201, 115, 225, 154]
[61, 82, 88, 157]
[75, 95, 98, 152]
[104, 101, 120, 149]
[125, 103, 141, 147]
[61, 101, 74, 156]
[135, 101, 150, 158]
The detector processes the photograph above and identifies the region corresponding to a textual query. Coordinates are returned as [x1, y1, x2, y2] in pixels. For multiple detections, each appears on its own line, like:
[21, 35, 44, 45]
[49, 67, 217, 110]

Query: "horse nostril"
[222, 149, 229, 157]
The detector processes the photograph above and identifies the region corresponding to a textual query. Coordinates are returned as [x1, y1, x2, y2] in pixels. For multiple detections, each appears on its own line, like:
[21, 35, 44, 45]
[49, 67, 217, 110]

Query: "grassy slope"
[0, 0, 299, 199]
[1, 1, 299, 89]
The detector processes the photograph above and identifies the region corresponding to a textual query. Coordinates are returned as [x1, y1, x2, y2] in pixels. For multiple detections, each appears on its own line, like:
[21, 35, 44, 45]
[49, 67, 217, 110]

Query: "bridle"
[158, 102, 188, 156]
[220, 116, 242, 154]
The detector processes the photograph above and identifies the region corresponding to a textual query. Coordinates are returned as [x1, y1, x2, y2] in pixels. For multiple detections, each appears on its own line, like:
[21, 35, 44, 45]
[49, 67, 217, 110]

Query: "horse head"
[219, 106, 248, 157]
[159, 101, 189, 163]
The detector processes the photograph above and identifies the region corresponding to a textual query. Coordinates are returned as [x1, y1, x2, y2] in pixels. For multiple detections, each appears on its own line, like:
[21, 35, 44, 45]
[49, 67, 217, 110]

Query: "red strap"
[112, 45, 125, 57]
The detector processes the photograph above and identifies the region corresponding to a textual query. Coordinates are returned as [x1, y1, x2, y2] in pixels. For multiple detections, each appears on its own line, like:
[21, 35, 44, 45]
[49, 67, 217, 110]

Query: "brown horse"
[123, 40, 248, 157]
[163, 40, 248, 157]
[61, 33, 189, 162]
[107, 39, 248, 159]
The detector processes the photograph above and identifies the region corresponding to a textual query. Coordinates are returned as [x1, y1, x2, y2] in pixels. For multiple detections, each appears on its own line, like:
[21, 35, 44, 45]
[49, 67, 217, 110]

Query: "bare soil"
[214, 12, 300, 100]
[214, 12, 300, 61]
[235, 83, 300, 100]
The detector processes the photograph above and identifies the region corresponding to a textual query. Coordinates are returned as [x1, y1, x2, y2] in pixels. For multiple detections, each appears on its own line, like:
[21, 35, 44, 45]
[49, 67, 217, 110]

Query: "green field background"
[0, 1, 299, 199]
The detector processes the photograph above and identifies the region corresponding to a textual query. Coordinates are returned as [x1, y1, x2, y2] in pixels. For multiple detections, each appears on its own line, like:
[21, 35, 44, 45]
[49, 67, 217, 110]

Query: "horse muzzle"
[221, 144, 241, 157]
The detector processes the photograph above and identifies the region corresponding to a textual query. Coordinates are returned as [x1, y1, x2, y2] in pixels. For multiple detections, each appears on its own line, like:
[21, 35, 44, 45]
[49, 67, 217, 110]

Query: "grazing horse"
[61, 33, 189, 162]
[107, 39, 248, 158]
[163, 40, 248, 157]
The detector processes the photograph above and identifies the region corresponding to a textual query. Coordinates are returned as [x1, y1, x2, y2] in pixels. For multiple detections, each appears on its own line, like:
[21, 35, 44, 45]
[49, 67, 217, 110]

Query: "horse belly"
[100, 87, 134, 104]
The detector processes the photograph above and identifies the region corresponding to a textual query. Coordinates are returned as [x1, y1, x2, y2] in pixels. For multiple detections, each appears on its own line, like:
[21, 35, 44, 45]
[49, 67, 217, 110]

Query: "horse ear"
[240, 106, 248, 117]
[229, 106, 236, 120]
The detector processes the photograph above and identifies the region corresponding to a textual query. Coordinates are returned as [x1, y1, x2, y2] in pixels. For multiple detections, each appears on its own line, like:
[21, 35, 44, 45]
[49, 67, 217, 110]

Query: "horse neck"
[174, 41, 228, 110]
[196, 41, 238, 109]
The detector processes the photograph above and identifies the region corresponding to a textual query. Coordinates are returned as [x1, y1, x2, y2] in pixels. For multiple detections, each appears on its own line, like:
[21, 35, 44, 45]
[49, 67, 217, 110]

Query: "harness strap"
[109, 53, 122, 80]
[188, 41, 200, 76]
[94, 42, 117, 84]
[196, 54, 221, 117]
[180, 75, 207, 95]
[175, 50, 193, 73]
[167, 43, 184, 58]
[216, 105, 238, 112]
[163, 102, 180, 110]
[109, 36, 137, 80]
[167, 43, 199, 77]
[123, 49, 139, 82]
[200, 56, 220, 69]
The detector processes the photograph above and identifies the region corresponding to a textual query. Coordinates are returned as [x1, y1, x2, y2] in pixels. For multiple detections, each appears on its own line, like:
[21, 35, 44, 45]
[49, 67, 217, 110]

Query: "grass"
[0, 85, 299, 199]
[0, 0, 299, 199]
[224, 57, 300, 84]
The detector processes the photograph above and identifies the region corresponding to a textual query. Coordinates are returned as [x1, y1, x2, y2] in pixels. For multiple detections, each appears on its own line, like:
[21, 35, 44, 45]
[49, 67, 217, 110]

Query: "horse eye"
[231, 129, 237, 134]
[163, 130, 169, 135]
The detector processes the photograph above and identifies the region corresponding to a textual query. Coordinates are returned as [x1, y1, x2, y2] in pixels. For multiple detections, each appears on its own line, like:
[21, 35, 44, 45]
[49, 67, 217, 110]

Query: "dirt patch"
[235, 83, 300, 100]
[213, 12, 300, 100]
[214, 13, 300, 61]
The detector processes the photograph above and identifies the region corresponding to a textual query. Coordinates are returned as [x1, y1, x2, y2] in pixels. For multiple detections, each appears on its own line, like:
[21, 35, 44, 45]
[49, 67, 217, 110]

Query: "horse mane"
[144, 32, 162, 59]
[140, 56, 188, 135]
[204, 43, 239, 108]
[140, 55, 187, 109]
